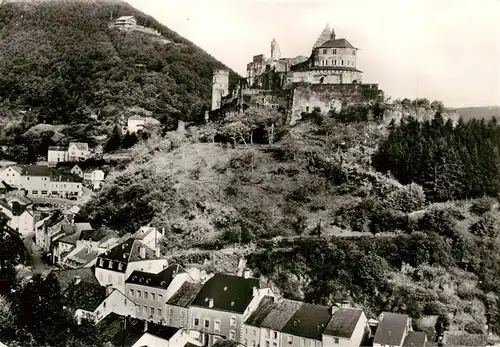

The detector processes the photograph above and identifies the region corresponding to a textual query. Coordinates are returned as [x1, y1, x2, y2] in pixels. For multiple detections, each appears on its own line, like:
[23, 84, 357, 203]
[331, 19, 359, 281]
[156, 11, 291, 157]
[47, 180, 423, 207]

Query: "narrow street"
[23, 235, 57, 275]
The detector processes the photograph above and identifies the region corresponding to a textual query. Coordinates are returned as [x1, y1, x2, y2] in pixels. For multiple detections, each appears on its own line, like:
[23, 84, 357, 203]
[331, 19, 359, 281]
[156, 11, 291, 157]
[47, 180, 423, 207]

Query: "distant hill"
[456, 106, 500, 121]
[0, 0, 240, 125]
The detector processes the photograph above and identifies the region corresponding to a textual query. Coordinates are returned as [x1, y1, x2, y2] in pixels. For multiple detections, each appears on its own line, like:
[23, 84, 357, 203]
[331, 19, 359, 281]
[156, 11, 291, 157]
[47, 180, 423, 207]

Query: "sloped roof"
[260, 298, 303, 331]
[129, 115, 145, 121]
[212, 341, 241, 347]
[245, 295, 276, 327]
[167, 282, 203, 307]
[63, 280, 106, 312]
[116, 16, 135, 21]
[126, 264, 185, 289]
[373, 312, 409, 346]
[50, 267, 98, 292]
[96, 239, 156, 273]
[192, 273, 259, 314]
[66, 247, 99, 266]
[48, 146, 67, 151]
[146, 324, 179, 341]
[317, 38, 357, 49]
[403, 331, 427, 347]
[69, 142, 89, 151]
[323, 308, 363, 338]
[281, 303, 332, 340]
[21, 165, 51, 177]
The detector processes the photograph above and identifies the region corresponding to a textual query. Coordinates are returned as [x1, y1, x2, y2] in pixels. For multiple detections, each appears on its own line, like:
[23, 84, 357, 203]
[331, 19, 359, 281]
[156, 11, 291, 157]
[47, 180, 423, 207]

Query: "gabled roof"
[68, 142, 89, 151]
[96, 239, 157, 273]
[244, 295, 276, 327]
[317, 38, 357, 49]
[116, 15, 135, 21]
[97, 314, 144, 347]
[167, 282, 203, 307]
[126, 264, 185, 289]
[48, 146, 67, 151]
[323, 308, 363, 338]
[65, 247, 98, 267]
[145, 324, 179, 341]
[21, 165, 51, 177]
[63, 280, 106, 312]
[281, 303, 332, 340]
[129, 115, 145, 121]
[192, 273, 259, 314]
[403, 331, 427, 347]
[212, 341, 241, 347]
[4, 165, 22, 173]
[50, 267, 98, 292]
[373, 312, 409, 346]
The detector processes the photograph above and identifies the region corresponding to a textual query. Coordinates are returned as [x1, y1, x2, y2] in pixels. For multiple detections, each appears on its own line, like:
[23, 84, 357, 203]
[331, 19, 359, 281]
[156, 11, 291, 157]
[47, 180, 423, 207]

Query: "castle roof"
[317, 38, 357, 49]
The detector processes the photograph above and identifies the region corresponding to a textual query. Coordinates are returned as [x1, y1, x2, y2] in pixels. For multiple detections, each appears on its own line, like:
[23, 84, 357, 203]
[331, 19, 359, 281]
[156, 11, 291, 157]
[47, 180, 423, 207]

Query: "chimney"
[209, 299, 214, 308]
[143, 320, 148, 332]
[74, 276, 81, 285]
[243, 269, 251, 279]
[105, 284, 113, 296]
[139, 246, 146, 259]
[252, 287, 258, 297]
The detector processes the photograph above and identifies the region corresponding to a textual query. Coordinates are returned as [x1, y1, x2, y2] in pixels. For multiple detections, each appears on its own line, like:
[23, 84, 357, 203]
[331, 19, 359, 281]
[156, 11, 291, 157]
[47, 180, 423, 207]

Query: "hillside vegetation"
[0, 0, 238, 124]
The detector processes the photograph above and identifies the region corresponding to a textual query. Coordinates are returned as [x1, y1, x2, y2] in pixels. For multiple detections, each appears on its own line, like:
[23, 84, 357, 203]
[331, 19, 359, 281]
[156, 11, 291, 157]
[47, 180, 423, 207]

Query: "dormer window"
[99, 259, 104, 267]
[118, 263, 123, 270]
[108, 260, 113, 269]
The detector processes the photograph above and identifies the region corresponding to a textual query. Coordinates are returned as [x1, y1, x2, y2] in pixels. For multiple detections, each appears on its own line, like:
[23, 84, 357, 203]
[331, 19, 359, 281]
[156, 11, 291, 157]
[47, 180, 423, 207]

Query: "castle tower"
[211, 69, 229, 111]
[313, 23, 332, 49]
[271, 38, 281, 61]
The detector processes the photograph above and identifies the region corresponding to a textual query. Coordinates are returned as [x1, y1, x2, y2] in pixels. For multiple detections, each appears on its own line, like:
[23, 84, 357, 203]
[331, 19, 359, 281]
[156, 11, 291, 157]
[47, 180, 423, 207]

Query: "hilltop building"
[210, 24, 382, 125]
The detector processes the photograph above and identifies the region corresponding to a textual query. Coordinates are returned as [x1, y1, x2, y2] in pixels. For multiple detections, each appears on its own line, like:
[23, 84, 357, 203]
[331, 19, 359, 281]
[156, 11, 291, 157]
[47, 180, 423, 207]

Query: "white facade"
[71, 165, 84, 178]
[128, 116, 146, 133]
[47, 148, 69, 163]
[8, 210, 34, 238]
[94, 289, 137, 323]
[83, 169, 105, 190]
[49, 180, 83, 198]
[68, 143, 90, 162]
[132, 329, 202, 347]
[20, 175, 50, 196]
[0, 166, 21, 187]
[322, 310, 368, 347]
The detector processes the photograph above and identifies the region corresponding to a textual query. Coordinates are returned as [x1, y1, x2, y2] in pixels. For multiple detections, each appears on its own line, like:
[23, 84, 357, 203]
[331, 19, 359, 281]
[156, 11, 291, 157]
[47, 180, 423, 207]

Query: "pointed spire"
[313, 23, 332, 49]
[330, 28, 336, 40]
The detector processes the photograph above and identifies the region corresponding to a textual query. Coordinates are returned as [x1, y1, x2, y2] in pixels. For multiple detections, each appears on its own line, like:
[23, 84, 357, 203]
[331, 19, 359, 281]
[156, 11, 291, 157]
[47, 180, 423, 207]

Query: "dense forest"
[0, 0, 239, 125]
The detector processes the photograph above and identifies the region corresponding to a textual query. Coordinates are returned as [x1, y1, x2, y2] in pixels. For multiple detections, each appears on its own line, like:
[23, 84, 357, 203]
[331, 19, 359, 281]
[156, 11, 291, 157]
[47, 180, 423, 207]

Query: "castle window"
[333, 49, 337, 54]
[347, 61, 350, 66]
[334, 60, 337, 65]
[341, 60, 344, 65]
[353, 50, 356, 55]
[322, 49, 327, 54]
[331, 60, 334, 65]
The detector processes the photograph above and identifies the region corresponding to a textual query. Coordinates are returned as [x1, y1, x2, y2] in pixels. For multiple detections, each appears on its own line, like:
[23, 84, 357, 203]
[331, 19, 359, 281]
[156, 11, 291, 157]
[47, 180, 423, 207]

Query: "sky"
[126, 0, 500, 108]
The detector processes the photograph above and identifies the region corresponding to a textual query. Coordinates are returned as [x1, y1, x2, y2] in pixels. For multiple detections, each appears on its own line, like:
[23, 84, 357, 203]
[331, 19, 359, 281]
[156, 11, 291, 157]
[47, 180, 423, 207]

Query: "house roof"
[373, 312, 409, 346]
[21, 165, 51, 177]
[323, 308, 363, 338]
[48, 146, 67, 151]
[167, 282, 203, 307]
[403, 331, 427, 347]
[69, 142, 89, 151]
[281, 303, 332, 340]
[192, 273, 259, 314]
[97, 314, 144, 347]
[317, 38, 357, 49]
[129, 115, 145, 121]
[66, 247, 99, 266]
[50, 171, 83, 183]
[245, 295, 276, 327]
[96, 239, 156, 273]
[63, 280, 107, 312]
[4, 165, 22, 173]
[126, 264, 185, 289]
[45, 210, 65, 228]
[80, 228, 113, 242]
[50, 267, 98, 292]
[116, 15, 135, 21]
[212, 341, 241, 347]
[145, 324, 179, 341]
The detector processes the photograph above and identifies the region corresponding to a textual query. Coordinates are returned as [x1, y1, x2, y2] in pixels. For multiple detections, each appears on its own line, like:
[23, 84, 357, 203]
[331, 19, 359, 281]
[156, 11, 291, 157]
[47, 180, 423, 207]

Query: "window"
[266, 342, 270, 347]
[323, 49, 327, 54]
[137, 291, 142, 298]
[194, 318, 200, 326]
[273, 343, 277, 347]
[41, 190, 47, 195]
[150, 307, 155, 315]
[244, 340, 248, 346]
[143, 306, 147, 314]
[341, 60, 344, 65]
[108, 273, 112, 282]
[333, 49, 337, 54]
[108, 261, 113, 269]
[229, 330, 236, 341]
[204, 319, 210, 328]
[151, 293, 155, 300]
[347, 60, 350, 66]
[266, 329, 270, 338]
[252, 342, 256, 347]
[274, 331, 278, 339]
[230, 317, 236, 326]
[301, 338, 305, 346]
[158, 308, 162, 316]
[288, 336, 293, 344]
[158, 294, 163, 301]
[169, 308, 173, 316]
[103, 302, 106, 308]
[353, 49, 356, 55]
[214, 319, 221, 332]
[99, 259, 104, 267]
[144, 292, 148, 300]
[334, 338, 339, 344]
[334, 60, 337, 65]
[118, 263, 123, 270]
[124, 299, 127, 305]
[32, 190, 37, 195]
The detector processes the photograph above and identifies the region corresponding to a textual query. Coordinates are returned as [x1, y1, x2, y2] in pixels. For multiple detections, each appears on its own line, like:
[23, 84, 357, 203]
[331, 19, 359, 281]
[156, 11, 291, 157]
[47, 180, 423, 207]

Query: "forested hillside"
[0, 0, 239, 125]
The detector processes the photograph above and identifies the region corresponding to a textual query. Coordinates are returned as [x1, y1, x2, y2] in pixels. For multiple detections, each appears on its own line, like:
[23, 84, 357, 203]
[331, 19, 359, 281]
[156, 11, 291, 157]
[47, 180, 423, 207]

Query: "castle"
[211, 24, 382, 124]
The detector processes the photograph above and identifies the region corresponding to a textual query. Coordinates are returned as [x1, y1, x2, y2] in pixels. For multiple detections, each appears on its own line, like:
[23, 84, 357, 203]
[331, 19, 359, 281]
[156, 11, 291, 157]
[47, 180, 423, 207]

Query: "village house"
[373, 312, 424, 347]
[165, 281, 203, 328]
[125, 264, 194, 323]
[83, 168, 105, 191]
[322, 307, 369, 347]
[35, 210, 65, 253]
[113, 15, 137, 29]
[188, 271, 271, 346]
[71, 164, 84, 178]
[51, 220, 93, 265]
[132, 324, 203, 347]
[62, 276, 136, 324]
[127, 115, 146, 133]
[49, 173, 83, 199]
[19, 165, 51, 196]
[47, 146, 69, 164]
[68, 142, 90, 162]
[0, 195, 35, 238]
[0, 165, 22, 187]
[132, 226, 165, 250]
[50, 267, 100, 293]
[95, 238, 168, 293]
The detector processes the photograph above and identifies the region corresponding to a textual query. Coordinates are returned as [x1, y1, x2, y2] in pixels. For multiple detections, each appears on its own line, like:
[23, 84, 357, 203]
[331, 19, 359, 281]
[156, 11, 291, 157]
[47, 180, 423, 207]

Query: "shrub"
[470, 197, 497, 215]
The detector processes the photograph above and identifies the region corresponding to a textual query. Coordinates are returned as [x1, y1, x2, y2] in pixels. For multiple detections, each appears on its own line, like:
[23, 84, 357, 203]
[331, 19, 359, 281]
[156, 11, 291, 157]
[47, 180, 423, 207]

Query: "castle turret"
[313, 23, 332, 49]
[211, 69, 229, 111]
[271, 38, 281, 61]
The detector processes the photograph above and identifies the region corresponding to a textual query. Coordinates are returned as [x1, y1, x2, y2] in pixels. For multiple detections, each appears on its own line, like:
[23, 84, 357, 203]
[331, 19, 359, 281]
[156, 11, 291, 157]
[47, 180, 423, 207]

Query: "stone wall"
[241, 89, 291, 110]
[383, 103, 460, 126]
[290, 83, 382, 124]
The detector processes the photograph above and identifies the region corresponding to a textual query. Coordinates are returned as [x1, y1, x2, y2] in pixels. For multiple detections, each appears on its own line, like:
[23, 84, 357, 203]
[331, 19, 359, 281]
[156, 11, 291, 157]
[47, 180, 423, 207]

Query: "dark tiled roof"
[48, 146, 67, 151]
[403, 331, 427, 347]
[261, 299, 303, 331]
[192, 274, 259, 314]
[126, 264, 185, 289]
[323, 308, 363, 338]
[50, 171, 83, 183]
[66, 248, 98, 266]
[167, 282, 203, 307]
[317, 38, 356, 49]
[146, 324, 179, 340]
[281, 303, 332, 340]
[63, 281, 107, 312]
[69, 142, 89, 151]
[245, 296, 275, 327]
[50, 267, 98, 292]
[373, 312, 409, 346]
[21, 165, 51, 177]
[97, 314, 144, 347]
[96, 239, 156, 273]
[45, 210, 65, 228]
[212, 341, 241, 347]
[80, 228, 115, 241]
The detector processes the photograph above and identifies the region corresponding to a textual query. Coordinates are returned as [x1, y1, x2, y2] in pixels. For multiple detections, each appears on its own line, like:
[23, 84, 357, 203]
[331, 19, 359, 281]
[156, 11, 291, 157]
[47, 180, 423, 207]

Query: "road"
[29, 186, 94, 207]
[23, 235, 57, 275]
